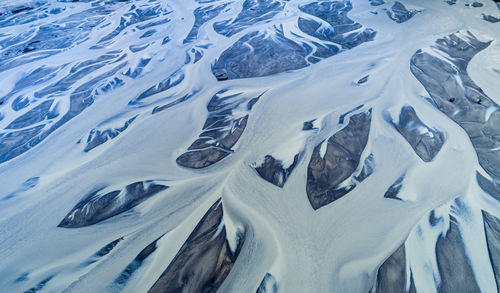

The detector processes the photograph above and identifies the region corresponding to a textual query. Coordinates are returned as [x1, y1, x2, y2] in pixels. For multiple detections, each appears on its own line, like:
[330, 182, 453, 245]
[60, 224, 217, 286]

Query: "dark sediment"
[435, 217, 481, 293]
[254, 154, 299, 188]
[256, 273, 279, 293]
[383, 173, 405, 200]
[177, 90, 263, 168]
[148, 199, 244, 293]
[390, 105, 445, 162]
[483, 211, 500, 290]
[411, 32, 500, 197]
[386, 1, 419, 23]
[58, 181, 168, 228]
[306, 110, 372, 209]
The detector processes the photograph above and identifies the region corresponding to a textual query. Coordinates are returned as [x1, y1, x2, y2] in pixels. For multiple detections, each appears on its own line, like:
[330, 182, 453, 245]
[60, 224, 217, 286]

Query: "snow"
[0, 0, 499, 292]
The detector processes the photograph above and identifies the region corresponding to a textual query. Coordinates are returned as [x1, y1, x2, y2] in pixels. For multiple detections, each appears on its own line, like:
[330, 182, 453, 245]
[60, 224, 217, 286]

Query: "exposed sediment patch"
[389, 105, 445, 162]
[212, 0, 376, 80]
[177, 89, 263, 168]
[372, 245, 417, 293]
[148, 199, 244, 292]
[386, 1, 420, 23]
[306, 110, 372, 209]
[254, 154, 299, 188]
[58, 181, 168, 228]
[214, 0, 285, 37]
[411, 32, 500, 191]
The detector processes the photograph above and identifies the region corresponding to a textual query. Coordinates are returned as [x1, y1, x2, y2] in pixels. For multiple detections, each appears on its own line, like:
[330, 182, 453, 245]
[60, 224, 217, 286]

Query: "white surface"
[0, 0, 499, 292]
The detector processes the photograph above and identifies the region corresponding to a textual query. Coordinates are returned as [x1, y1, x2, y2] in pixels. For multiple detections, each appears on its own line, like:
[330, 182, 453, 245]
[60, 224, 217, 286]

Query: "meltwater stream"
[0, 0, 499, 292]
